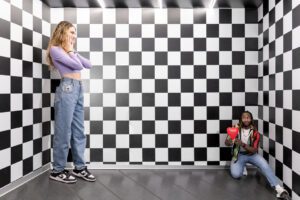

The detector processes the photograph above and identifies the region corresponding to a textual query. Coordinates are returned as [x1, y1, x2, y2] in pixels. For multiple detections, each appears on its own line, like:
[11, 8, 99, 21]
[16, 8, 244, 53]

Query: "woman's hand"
[62, 35, 74, 52]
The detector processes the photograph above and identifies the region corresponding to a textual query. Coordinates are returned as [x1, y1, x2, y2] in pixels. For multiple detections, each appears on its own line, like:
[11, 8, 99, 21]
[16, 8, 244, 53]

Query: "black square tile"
[232, 24, 245, 37]
[219, 9, 232, 24]
[116, 38, 129, 51]
[194, 38, 206, 51]
[206, 24, 219, 37]
[103, 107, 116, 120]
[181, 25, 193, 37]
[129, 52, 142, 65]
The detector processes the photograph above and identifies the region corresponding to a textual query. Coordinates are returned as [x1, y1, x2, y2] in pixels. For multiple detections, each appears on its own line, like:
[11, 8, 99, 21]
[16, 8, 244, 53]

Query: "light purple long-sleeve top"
[49, 46, 92, 76]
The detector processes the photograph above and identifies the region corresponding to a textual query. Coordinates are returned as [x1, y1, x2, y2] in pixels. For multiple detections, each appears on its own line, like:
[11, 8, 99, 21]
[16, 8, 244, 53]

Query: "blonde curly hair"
[46, 21, 75, 71]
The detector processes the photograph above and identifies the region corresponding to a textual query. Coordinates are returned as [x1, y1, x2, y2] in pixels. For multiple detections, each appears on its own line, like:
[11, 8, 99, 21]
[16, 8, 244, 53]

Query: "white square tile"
[11, 94, 23, 111]
[129, 149, 142, 162]
[207, 148, 220, 161]
[0, 37, 10, 58]
[129, 9, 142, 24]
[142, 135, 155, 148]
[10, 161, 23, 182]
[33, 0, 42, 18]
[129, 93, 142, 106]
[155, 148, 168, 161]
[77, 8, 90, 24]
[232, 9, 245, 24]
[194, 52, 206, 65]
[194, 107, 207, 120]
[167, 24, 181, 38]
[155, 121, 168, 134]
[116, 107, 129, 120]
[50, 8, 64, 24]
[180, 38, 194, 51]
[181, 148, 194, 161]
[207, 93, 219, 106]
[219, 52, 232, 65]
[142, 52, 155, 65]
[102, 93, 116, 106]
[168, 79, 181, 92]
[116, 52, 129, 65]
[181, 65, 194, 79]
[0, 0, 10, 21]
[180, 9, 194, 24]
[90, 24, 102, 38]
[168, 52, 181, 65]
[142, 107, 155, 120]
[206, 9, 219, 24]
[116, 135, 129, 148]
[181, 120, 194, 134]
[142, 79, 155, 93]
[102, 38, 116, 51]
[181, 93, 194, 106]
[129, 38, 142, 51]
[10, 23, 23, 43]
[116, 24, 129, 38]
[102, 9, 116, 24]
[168, 134, 181, 147]
[141, 24, 155, 38]
[155, 93, 168, 106]
[115, 79, 129, 93]
[206, 38, 219, 51]
[103, 149, 116, 162]
[155, 65, 168, 79]
[22, 44, 33, 62]
[193, 24, 206, 38]
[154, 9, 167, 24]
[168, 107, 181, 120]
[293, 111, 300, 133]
[155, 38, 168, 51]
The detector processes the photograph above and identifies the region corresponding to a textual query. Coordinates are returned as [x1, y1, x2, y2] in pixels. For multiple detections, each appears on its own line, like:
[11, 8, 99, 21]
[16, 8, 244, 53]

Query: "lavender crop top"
[49, 46, 92, 76]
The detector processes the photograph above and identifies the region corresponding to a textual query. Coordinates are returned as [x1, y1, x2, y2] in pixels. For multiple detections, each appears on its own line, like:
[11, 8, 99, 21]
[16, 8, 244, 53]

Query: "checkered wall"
[0, 0, 51, 189]
[49, 8, 259, 166]
[257, 0, 300, 198]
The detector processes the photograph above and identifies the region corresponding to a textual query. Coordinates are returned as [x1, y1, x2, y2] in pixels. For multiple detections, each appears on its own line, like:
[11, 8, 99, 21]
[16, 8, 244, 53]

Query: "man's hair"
[238, 110, 257, 131]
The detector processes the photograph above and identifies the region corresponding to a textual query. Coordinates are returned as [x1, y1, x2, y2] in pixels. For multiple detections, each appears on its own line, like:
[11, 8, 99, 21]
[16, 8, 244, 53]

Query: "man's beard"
[242, 122, 250, 129]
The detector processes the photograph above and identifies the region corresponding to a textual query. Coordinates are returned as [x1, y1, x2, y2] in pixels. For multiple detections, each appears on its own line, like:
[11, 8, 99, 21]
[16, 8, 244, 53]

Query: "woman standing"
[46, 21, 96, 183]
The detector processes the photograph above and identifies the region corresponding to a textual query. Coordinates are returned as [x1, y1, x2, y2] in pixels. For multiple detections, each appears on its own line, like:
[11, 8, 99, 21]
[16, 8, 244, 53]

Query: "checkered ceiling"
[41, 0, 263, 8]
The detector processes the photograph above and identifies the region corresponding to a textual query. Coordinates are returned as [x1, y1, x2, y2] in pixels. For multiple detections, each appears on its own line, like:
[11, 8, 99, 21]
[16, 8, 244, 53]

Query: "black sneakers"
[49, 169, 77, 184]
[72, 166, 96, 182]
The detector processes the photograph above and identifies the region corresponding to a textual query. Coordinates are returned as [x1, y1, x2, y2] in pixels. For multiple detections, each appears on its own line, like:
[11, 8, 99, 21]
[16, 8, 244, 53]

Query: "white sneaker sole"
[49, 175, 77, 184]
[72, 172, 96, 182]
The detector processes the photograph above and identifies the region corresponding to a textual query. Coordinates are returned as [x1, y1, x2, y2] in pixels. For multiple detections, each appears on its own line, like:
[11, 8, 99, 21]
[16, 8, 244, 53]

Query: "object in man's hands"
[227, 127, 239, 140]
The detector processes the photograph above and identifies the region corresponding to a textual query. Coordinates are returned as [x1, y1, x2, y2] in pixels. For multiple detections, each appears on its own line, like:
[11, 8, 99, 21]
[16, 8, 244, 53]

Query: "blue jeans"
[230, 153, 279, 187]
[52, 77, 86, 173]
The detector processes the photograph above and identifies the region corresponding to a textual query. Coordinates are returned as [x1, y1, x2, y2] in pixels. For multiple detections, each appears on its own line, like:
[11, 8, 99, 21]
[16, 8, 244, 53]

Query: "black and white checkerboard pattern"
[49, 8, 259, 167]
[258, 0, 300, 198]
[0, 0, 51, 189]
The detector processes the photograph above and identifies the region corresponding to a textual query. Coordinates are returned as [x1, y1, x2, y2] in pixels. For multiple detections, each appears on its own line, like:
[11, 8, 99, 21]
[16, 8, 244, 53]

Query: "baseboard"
[0, 163, 51, 197]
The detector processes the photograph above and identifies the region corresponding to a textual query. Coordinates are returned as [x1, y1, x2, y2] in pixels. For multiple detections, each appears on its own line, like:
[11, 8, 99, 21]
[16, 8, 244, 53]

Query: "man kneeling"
[225, 111, 290, 199]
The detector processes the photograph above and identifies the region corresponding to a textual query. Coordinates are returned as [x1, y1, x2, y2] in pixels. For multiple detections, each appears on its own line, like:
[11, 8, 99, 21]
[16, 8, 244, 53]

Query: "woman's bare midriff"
[62, 72, 81, 80]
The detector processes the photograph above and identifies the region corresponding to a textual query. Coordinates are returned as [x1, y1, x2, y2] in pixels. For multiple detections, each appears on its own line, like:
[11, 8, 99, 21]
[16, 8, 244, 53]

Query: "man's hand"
[234, 138, 243, 146]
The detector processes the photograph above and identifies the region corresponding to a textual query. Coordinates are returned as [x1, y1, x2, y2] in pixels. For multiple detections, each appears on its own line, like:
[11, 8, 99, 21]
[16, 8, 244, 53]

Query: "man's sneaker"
[276, 186, 291, 200]
[72, 166, 96, 182]
[49, 169, 77, 184]
[243, 166, 248, 176]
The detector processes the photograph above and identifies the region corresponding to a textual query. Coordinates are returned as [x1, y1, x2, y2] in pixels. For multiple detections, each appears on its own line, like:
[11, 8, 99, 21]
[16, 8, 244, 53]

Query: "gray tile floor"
[1, 169, 278, 200]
